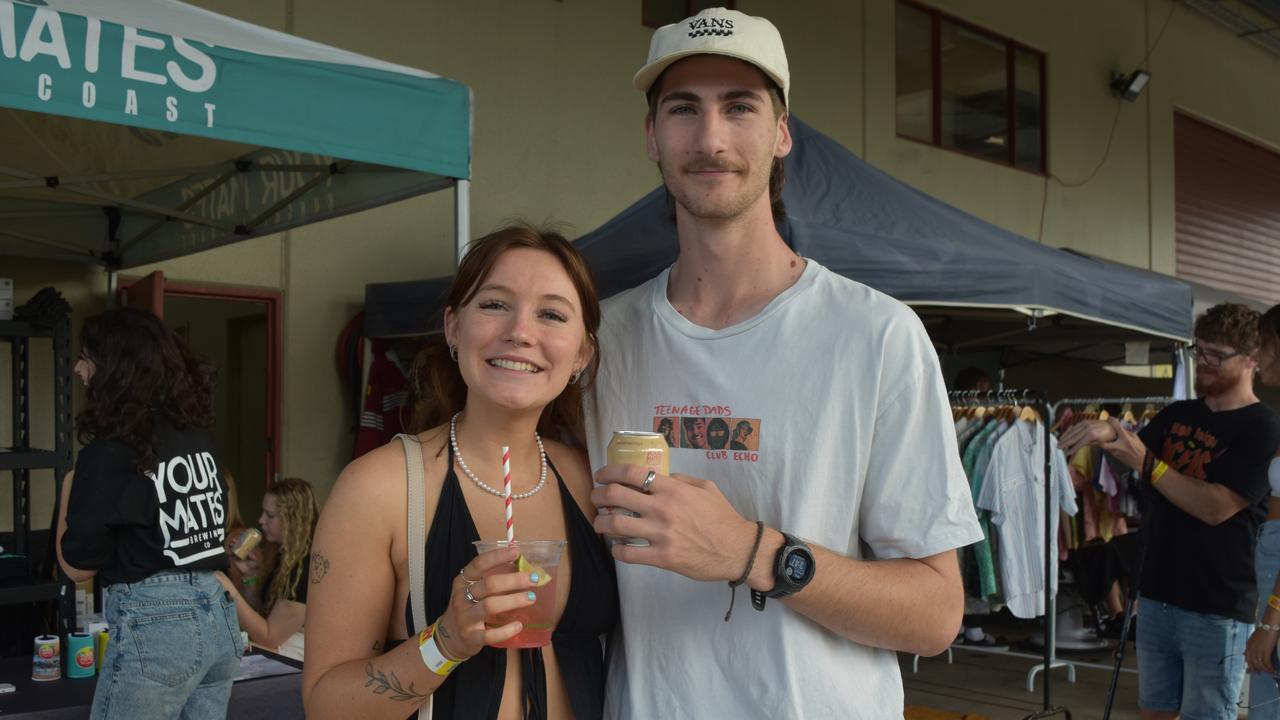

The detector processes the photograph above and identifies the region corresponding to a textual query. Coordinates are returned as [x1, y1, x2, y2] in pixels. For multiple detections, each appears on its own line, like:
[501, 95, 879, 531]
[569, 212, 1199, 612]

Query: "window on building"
[895, 1, 1046, 173]
[643, 1, 734, 29]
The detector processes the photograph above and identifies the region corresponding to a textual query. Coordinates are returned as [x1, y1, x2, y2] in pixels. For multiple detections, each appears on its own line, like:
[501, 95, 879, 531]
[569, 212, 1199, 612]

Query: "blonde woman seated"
[217, 477, 318, 660]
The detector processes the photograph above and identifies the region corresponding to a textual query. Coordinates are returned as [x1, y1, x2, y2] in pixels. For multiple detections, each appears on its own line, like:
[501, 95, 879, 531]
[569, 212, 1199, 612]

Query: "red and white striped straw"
[502, 446, 514, 543]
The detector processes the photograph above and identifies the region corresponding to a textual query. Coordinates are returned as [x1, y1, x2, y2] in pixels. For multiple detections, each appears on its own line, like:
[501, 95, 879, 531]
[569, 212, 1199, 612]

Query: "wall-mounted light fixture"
[1111, 69, 1151, 101]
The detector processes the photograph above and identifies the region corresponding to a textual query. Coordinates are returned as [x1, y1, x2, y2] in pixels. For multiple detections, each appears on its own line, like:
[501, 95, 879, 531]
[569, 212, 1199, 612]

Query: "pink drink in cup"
[472, 539, 565, 649]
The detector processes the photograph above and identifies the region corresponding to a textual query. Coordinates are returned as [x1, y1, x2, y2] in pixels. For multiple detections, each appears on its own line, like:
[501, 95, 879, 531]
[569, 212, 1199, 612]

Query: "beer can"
[607, 431, 669, 476]
[231, 527, 263, 560]
[606, 431, 668, 546]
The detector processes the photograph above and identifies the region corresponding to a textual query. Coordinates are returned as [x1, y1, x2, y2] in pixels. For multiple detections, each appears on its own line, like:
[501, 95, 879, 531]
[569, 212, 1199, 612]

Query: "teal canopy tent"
[0, 0, 472, 269]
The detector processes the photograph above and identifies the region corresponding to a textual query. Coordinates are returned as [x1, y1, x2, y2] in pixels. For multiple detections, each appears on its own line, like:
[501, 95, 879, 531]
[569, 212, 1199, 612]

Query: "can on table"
[606, 431, 669, 546]
[32, 635, 60, 681]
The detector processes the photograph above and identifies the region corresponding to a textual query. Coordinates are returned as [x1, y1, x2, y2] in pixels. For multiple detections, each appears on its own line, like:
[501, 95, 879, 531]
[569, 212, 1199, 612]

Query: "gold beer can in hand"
[606, 431, 669, 546]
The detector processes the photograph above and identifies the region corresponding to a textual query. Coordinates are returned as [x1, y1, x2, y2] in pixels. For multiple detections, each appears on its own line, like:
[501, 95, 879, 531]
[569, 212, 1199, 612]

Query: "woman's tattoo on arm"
[311, 554, 331, 584]
[364, 662, 430, 703]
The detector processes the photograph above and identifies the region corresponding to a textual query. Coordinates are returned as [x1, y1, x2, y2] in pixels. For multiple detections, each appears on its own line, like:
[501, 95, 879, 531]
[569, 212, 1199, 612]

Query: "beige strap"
[397, 433, 433, 720]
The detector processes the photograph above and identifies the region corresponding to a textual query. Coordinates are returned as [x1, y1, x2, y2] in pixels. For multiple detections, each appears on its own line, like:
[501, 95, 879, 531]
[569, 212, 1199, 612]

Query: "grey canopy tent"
[0, 0, 473, 270]
[364, 117, 1192, 370]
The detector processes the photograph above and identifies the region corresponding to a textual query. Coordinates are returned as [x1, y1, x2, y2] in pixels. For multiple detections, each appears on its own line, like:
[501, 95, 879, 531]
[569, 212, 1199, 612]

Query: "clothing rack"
[1030, 397, 1178, 685]
[1050, 396, 1177, 415]
[917, 388, 1180, 709]
[932, 389, 1066, 715]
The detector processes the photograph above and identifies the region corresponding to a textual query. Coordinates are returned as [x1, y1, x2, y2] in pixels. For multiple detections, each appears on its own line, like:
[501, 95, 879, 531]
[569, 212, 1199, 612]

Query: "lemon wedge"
[516, 555, 552, 587]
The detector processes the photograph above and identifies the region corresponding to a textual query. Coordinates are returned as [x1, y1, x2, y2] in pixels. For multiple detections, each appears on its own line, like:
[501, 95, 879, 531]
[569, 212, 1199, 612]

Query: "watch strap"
[750, 532, 813, 611]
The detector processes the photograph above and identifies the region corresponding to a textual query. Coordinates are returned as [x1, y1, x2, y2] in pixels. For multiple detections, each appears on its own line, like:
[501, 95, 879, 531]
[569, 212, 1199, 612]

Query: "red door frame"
[118, 277, 283, 487]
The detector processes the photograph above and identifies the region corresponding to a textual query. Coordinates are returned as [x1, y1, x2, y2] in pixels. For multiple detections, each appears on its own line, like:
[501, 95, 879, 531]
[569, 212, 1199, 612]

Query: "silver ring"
[464, 586, 479, 604]
[641, 470, 657, 495]
[459, 568, 479, 585]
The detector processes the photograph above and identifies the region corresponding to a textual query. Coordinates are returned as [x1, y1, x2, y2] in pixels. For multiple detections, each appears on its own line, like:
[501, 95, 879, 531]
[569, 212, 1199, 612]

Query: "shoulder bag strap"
[396, 433, 433, 720]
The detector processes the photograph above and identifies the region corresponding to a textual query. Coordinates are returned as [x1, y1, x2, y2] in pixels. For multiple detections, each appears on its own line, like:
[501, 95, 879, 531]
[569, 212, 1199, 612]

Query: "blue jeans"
[1136, 595, 1249, 719]
[1252, 520, 1280, 717]
[92, 570, 243, 720]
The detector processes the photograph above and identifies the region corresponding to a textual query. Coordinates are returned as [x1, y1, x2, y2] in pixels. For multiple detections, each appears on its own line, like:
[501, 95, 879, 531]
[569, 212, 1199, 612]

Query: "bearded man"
[1061, 302, 1280, 719]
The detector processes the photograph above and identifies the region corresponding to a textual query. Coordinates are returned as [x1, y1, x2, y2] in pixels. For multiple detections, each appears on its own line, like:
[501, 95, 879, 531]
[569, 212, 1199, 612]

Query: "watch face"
[784, 550, 812, 583]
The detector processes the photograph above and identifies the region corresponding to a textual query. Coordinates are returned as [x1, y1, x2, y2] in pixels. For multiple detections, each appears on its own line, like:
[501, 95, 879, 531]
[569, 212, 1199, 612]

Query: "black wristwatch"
[751, 532, 815, 611]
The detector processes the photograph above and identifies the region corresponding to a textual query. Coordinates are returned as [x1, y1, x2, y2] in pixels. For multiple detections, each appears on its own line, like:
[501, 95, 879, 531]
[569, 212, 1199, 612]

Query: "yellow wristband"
[417, 622, 460, 677]
[1268, 594, 1280, 613]
[1151, 460, 1170, 485]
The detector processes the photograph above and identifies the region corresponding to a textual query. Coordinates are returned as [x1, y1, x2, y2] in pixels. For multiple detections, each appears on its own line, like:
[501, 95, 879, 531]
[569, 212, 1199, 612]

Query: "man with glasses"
[1061, 303, 1280, 719]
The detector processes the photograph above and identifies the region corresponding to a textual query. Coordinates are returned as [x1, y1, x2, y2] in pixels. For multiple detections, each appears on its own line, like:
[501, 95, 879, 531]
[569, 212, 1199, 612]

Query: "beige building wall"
[6, 0, 1280, 523]
[864, 0, 1280, 274]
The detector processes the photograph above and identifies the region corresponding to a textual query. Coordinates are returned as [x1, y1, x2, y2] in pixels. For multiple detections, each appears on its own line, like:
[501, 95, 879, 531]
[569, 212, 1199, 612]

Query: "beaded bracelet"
[1257, 622, 1280, 633]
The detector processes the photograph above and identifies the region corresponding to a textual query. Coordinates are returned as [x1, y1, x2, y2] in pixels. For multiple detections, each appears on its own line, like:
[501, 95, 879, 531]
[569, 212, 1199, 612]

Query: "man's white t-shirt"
[584, 260, 983, 720]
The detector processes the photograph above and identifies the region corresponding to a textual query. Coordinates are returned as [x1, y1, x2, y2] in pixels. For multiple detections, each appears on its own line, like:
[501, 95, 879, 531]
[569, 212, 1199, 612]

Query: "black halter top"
[401, 446, 619, 720]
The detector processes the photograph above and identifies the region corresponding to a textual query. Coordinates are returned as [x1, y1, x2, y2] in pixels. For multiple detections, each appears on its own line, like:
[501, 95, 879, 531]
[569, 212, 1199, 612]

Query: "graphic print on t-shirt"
[147, 451, 227, 565]
[652, 408, 760, 460]
[1161, 422, 1223, 481]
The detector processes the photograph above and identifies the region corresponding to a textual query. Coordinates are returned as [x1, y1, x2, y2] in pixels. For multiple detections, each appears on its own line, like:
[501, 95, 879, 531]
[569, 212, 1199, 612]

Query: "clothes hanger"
[1019, 404, 1041, 423]
[1121, 403, 1136, 424]
[1050, 406, 1074, 433]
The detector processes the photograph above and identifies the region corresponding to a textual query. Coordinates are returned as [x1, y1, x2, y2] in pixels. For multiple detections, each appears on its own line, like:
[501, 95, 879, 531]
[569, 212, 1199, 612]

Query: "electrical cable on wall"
[1038, 0, 1180, 241]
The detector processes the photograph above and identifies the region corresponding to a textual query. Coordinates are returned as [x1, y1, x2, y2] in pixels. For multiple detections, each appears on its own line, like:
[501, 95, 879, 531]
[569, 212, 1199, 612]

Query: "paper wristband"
[417, 623, 460, 677]
[1151, 461, 1170, 485]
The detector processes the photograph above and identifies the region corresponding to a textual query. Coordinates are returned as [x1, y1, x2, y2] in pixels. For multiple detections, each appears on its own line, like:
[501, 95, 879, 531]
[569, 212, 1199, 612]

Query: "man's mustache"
[682, 160, 744, 173]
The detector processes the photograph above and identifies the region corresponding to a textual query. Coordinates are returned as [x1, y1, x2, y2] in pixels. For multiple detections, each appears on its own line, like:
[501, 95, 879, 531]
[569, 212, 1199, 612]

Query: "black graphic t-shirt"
[62, 418, 230, 586]
[1137, 399, 1280, 621]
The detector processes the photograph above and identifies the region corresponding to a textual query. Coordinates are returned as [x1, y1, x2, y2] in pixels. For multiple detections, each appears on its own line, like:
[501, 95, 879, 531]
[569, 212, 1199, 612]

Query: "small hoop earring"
[448, 344, 458, 362]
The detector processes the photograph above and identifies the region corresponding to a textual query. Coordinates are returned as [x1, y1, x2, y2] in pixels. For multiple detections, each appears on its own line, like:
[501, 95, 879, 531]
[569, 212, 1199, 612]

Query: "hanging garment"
[353, 340, 411, 458]
[976, 421, 1077, 618]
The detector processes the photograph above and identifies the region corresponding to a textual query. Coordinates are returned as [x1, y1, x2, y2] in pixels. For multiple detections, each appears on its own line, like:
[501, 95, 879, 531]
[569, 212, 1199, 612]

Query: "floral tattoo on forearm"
[364, 662, 430, 703]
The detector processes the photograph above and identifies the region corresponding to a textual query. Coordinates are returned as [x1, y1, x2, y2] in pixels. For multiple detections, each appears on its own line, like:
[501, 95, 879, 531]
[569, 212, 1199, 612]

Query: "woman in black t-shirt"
[216, 477, 318, 657]
[56, 307, 241, 720]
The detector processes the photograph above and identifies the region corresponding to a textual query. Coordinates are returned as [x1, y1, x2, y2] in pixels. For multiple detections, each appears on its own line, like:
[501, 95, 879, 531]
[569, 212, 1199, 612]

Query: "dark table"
[0, 648, 305, 719]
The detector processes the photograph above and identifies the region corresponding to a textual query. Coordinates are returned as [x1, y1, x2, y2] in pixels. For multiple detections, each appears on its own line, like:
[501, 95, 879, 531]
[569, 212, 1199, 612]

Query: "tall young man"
[1061, 303, 1280, 719]
[584, 9, 983, 717]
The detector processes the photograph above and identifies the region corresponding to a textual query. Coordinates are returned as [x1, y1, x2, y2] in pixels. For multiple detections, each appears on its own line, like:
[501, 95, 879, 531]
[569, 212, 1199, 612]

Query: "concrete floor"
[901, 644, 1142, 719]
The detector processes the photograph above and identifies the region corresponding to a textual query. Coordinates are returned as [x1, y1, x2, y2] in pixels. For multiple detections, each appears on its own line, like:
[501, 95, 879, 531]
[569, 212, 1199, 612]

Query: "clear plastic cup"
[472, 540, 565, 648]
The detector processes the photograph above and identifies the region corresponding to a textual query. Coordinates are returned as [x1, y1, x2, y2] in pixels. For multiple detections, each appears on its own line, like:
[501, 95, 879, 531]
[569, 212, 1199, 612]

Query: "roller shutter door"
[1175, 113, 1280, 305]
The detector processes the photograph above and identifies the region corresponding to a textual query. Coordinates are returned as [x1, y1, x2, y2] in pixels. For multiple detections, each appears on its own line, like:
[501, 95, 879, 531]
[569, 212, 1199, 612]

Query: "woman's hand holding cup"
[436, 545, 544, 659]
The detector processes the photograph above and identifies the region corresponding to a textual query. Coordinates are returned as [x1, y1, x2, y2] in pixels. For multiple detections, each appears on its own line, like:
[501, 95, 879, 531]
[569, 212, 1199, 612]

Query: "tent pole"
[454, 179, 471, 268]
[1180, 344, 1195, 399]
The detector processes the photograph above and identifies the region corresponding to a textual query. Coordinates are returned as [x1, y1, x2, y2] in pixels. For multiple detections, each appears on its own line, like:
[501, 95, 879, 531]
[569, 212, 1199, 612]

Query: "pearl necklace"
[449, 412, 548, 499]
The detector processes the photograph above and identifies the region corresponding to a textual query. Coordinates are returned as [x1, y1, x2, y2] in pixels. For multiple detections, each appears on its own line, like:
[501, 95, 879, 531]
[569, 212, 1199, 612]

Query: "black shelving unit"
[1, 316, 75, 637]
